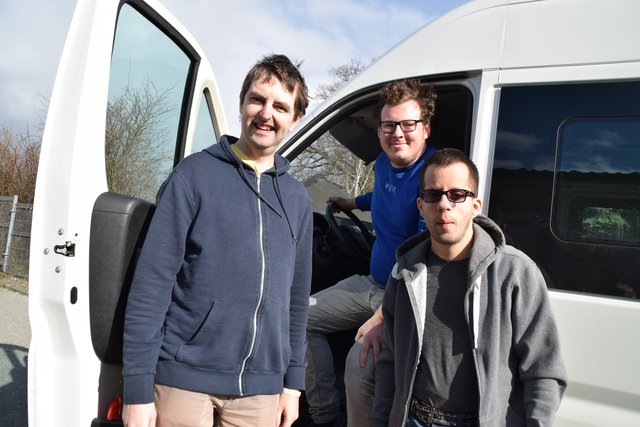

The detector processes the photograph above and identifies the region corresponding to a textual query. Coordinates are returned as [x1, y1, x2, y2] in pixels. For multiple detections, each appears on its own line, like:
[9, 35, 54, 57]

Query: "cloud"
[495, 130, 546, 152]
[0, 0, 75, 130]
[160, 0, 452, 133]
[162, 0, 436, 134]
[0, 0, 469, 135]
[583, 129, 624, 148]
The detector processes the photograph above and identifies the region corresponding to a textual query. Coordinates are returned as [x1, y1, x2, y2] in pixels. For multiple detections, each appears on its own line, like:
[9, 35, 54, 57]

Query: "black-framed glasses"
[379, 119, 423, 133]
[420, 188, 475, 203]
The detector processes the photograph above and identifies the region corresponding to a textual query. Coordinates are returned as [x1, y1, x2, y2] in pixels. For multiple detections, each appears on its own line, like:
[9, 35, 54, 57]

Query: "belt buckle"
[411, 398, 441, 425]
[410, 398, 461, 426]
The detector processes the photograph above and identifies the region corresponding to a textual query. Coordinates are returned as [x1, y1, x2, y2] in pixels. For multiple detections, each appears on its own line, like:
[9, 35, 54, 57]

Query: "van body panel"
[550, 293, 640, 426]
[501, 0, 640, 69]
[499, 61, 640, 86]
[467, 71, 499, 200]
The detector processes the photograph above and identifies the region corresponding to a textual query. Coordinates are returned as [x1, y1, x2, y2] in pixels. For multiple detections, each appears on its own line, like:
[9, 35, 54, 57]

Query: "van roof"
[328, 0, 640, 96]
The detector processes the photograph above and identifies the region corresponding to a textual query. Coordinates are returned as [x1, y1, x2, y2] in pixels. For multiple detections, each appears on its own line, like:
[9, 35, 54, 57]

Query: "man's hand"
[122, 403, 156, 427]
[327, 196, 356, 213]
[355, 307, 385, 368]
[276, 392, 299, 427]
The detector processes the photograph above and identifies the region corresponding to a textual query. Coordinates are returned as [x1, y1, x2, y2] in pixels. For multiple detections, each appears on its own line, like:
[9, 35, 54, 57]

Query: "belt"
[410, 397, 478, 426]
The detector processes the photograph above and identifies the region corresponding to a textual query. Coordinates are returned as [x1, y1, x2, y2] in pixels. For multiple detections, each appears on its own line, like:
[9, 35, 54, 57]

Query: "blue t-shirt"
[355, 146, 436, 285]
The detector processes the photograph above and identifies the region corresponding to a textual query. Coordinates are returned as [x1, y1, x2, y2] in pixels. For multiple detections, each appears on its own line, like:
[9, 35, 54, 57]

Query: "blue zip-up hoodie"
[122, 136, 313, 404]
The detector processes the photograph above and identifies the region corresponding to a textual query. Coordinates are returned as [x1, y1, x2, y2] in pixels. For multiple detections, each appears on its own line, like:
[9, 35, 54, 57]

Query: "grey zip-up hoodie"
[123, 136, 313, 404]
[371, 215, 566, 426]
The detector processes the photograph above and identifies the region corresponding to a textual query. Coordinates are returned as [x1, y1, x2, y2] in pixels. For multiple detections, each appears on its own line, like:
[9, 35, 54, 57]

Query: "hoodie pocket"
[248, 299, 291, 374]
[175, 297, 253, 371]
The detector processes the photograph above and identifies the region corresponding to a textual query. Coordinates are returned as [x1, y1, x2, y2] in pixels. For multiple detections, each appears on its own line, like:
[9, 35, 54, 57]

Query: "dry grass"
[0, 271, 28, 294]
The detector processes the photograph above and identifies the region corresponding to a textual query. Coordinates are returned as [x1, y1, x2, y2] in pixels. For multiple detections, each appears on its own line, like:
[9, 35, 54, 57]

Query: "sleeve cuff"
[123, 374, 156, 404]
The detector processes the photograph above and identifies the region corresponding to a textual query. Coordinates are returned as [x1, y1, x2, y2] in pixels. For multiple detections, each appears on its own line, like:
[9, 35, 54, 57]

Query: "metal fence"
[0, 195, 32, 277]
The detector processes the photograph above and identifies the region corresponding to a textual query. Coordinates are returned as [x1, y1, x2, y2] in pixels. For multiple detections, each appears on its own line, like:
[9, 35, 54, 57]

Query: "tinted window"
[553, 118, 640, 247]
[105, 4, 191, 202]
[489, 82, 640, 300]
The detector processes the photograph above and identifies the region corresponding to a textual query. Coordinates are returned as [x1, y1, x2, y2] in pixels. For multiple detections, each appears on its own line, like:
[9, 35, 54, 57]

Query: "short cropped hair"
[378, 79, 437, 123]
[239, 54, 309, 120]
[419, 148, 479, 194]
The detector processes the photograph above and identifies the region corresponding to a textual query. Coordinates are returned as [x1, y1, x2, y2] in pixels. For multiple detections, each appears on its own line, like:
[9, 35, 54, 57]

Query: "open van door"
[28, 0, 227, 425]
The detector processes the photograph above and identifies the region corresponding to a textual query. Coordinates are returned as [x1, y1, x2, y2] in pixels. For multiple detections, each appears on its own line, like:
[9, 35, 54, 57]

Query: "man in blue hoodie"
[122, 54, 313, 427]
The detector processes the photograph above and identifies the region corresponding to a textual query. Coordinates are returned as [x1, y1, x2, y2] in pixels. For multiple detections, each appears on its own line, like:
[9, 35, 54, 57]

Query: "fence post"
[2, 194, 18, 273]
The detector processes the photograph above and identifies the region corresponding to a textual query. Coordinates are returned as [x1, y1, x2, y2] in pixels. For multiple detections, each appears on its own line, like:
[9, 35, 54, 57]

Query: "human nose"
[436, 192, 453, 209]
[391, 122, 404, 137]
[258, 103, 273, 119]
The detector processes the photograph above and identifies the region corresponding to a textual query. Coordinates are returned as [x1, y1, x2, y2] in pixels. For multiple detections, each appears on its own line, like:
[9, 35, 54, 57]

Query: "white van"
[29, 0, 640, 425]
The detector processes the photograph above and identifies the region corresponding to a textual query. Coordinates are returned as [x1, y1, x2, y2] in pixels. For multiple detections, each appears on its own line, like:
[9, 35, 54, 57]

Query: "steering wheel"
[325, 202, 375, 261]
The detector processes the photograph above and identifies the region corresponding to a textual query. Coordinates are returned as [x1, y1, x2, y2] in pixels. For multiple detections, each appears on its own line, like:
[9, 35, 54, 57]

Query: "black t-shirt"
[412, 249, 479, 413]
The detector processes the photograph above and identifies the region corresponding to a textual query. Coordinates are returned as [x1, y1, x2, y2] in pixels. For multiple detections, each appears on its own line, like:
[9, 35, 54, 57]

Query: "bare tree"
[0, 126, 41, 203]
[0, 80, 173, 204]
[316, 59, 366, 101]
[105, 81, 175, 201]
[291, 58, 374, 197]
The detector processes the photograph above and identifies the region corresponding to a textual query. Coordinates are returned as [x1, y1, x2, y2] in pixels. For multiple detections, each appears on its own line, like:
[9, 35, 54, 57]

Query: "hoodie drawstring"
[220, 140, 297, 242]
[273, 175, 297, 242]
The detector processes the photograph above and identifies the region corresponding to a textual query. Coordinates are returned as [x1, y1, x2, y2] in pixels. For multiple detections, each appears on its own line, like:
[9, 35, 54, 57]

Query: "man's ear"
[473, 196, 482, 216]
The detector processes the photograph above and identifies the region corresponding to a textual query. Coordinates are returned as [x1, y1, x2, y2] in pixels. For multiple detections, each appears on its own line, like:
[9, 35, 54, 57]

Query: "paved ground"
[0, 273, 30, 427]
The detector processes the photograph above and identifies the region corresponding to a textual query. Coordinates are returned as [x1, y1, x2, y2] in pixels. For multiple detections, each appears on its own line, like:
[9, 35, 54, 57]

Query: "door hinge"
[54, 241, 76, 257]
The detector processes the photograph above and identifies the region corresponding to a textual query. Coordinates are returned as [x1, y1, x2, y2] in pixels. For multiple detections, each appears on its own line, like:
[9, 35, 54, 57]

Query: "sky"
[0, 0, 471, 137]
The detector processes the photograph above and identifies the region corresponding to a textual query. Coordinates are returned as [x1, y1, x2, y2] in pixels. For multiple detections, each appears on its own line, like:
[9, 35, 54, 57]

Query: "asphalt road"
[0, 285, 30, 427]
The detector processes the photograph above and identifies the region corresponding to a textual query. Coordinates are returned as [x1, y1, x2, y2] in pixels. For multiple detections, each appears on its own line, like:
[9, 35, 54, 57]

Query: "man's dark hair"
[239, 54, 309, 120]
[419, 148, 480, 194]
[378, 79, 437, 123]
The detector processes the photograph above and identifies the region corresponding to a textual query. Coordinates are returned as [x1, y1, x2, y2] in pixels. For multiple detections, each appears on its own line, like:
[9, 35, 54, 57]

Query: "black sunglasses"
[420, 188, 475, 203]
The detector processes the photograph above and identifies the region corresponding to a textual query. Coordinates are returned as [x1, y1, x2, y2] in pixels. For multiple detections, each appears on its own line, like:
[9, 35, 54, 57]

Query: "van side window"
[553, 118, 640, 247]
[489, 82, 640, 300]
[105, 4, 191, 203]
[190, 89, 218, 155]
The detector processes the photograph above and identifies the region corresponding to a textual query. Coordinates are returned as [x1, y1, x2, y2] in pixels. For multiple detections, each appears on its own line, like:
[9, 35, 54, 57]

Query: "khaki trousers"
[154, 384, 280, 427]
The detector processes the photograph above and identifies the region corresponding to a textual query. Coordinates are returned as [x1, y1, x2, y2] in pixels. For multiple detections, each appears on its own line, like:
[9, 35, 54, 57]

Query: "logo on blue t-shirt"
[384, 182, 397, 193]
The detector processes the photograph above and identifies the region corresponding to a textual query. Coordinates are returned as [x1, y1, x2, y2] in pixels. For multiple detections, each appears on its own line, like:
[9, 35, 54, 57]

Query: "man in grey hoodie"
[371, 148, 566, 426]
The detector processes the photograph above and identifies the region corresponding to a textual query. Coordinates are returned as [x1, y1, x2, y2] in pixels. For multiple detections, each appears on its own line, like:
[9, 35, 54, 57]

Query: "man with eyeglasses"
[305, 80, 437, 427]
[371, 148, 566, 427]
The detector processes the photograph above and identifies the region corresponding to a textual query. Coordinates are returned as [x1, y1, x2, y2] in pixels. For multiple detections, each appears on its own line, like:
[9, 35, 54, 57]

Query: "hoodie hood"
[204, 135, 297, 240]
[205, 135, 291, 176]
[392, 214, 507, 351]
[395, 214, 505, 276]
